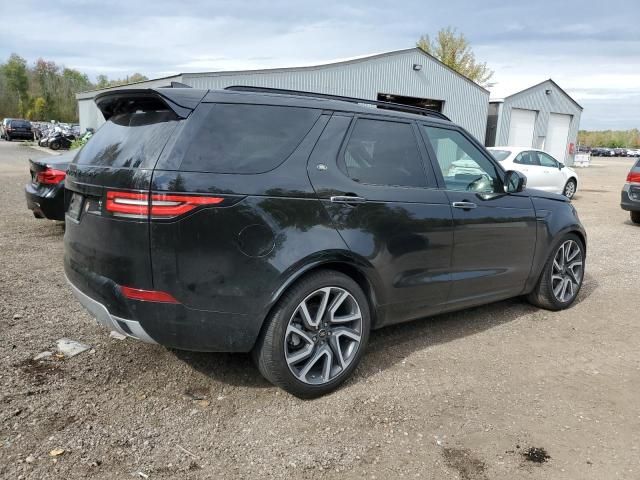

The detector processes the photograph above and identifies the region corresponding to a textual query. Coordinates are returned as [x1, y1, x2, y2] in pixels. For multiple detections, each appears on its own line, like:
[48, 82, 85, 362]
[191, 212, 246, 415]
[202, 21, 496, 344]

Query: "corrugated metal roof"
[76, 48, 488, 99]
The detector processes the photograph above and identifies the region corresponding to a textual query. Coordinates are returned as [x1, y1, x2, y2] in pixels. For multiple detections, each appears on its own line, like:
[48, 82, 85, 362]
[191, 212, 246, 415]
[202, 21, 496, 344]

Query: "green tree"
[128, 73, 148, 83]
[95, 74, 110, 89]
[417, 27, 494, 86]
[2, 54, 30, 116]
[578, 129, 640, 148]
[33, 58, 60, 119]
[0, 53, 151, 122]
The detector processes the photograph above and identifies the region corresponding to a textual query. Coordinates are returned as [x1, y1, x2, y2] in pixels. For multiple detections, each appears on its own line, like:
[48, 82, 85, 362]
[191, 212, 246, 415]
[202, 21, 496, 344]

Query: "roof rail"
[224, 86, 450, 121]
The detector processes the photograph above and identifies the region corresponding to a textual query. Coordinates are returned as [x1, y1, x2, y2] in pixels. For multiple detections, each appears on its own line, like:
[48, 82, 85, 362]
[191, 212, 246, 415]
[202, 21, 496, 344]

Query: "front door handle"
[330, 195, 367, 204]
[452, 201, 477, 209]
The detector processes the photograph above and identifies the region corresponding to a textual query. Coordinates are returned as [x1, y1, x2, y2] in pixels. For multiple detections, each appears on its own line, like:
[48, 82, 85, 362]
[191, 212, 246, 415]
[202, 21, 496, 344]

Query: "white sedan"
[487, 147, 579, 199]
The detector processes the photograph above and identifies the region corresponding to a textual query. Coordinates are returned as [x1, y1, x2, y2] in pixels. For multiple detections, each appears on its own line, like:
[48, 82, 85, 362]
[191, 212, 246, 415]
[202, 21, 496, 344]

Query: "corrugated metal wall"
[76, 50, 488, 140]
[495, 80, 582, 164]
[181, 50, 489, 140]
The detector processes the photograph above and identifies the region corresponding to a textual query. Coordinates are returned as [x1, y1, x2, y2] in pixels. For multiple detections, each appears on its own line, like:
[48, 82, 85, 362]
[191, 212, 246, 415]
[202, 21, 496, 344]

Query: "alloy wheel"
[285, 286, 363, 385]
[564, 181, 576, 198]
[551, 239, 583, 303]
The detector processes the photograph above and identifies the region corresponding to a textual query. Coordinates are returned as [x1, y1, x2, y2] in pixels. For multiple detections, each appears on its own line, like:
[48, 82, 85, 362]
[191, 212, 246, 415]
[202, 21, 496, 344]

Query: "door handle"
[452, 201, 477, 209]
[330, 195, 367, 204]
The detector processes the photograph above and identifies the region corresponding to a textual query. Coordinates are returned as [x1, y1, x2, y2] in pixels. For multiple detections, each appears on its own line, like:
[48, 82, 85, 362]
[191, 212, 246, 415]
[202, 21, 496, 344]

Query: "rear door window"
[340, 118, 427, 187]
[489, 149, 511, 162]
[180, 104, 321, 174]
[75, 110, 179, 169]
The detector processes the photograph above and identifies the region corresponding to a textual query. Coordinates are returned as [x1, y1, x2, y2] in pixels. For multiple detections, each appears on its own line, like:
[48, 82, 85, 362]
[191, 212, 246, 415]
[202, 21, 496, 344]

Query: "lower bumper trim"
[66, 275, 157, 344]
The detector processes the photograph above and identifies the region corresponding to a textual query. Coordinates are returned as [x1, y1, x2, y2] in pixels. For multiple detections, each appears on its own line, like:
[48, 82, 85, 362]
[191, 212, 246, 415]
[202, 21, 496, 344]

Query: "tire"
[631, 211, 640, 224]
[49, 141, 60, 151]
[563, 179, 577, 199]
[5, 135, 11, 142]
[527, 233, 585, 311]
[253, 269, 371, 398]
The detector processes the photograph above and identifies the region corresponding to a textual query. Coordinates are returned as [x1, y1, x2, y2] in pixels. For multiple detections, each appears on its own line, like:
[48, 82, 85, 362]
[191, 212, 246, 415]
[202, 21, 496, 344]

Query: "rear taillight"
[627, 171, 640, 184]
[105, 191, 224, 219]
[36, 168, 66, 185]
[120, 286, 179, 304]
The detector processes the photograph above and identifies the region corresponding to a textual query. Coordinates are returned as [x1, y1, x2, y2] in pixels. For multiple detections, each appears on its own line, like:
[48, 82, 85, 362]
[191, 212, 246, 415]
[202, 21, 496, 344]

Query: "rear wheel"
[5, 134, 11, 142]
[527, 233, 585, 310]
[49, 140, 60, 151]
[631, 211, 640, 224]
[563, 179, 577, 199]
[253, 270, 370, 398]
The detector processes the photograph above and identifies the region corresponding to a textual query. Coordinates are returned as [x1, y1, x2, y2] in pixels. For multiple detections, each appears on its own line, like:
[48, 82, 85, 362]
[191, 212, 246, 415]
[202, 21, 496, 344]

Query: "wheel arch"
[251, 254, 383, 351]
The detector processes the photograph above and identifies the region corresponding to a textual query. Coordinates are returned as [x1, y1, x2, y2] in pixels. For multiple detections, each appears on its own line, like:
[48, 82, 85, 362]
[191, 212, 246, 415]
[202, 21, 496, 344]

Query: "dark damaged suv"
[65, 86, 586, 397]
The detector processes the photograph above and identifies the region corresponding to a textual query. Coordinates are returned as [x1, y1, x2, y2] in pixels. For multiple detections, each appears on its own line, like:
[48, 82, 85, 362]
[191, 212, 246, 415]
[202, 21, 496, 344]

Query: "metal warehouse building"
[485, 79, 583, 165]
[76, 48, 489, 140]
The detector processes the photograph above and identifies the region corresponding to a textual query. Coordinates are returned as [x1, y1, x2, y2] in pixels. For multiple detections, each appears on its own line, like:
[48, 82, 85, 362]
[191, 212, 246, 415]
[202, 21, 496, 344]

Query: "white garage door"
[546, 113, 572, 163]
[507, 109, 537, 147]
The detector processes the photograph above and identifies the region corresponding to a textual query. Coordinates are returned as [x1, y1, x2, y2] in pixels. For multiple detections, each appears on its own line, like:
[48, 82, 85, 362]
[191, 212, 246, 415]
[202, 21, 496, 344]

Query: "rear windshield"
[489, 149, 511, 161]
[10, 120, 30, 128]
[180, 104, 321, 174]
[75, 110, 179, 168]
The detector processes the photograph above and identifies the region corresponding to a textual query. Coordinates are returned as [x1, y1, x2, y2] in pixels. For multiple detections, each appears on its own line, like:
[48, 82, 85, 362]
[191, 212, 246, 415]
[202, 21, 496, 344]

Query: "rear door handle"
[452, 201, 477, 209]
[330, 195, 367, 204]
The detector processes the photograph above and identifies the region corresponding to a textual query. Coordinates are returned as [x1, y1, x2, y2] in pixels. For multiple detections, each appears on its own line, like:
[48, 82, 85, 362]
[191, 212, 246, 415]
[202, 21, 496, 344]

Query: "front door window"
[420, 126, 501, 193]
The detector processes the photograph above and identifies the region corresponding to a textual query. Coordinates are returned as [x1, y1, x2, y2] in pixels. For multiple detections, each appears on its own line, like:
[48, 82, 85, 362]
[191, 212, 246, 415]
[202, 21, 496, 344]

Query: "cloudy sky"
[1, 0, 638, 129]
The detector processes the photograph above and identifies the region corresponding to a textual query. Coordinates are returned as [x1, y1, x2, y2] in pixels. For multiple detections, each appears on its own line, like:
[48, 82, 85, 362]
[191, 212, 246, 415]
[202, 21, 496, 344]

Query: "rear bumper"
[7, 131, 33, 139]
[64, 255, 260, 352]
[25, 183, 65, 220]
[66, 276, 157, 343]
[621, 183, 640, 211]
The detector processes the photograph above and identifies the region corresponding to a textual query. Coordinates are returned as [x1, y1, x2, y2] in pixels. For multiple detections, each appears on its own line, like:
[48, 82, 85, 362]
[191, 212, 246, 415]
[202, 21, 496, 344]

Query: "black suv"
[64, 87, 586, 397]
[4, 119, 33, 141]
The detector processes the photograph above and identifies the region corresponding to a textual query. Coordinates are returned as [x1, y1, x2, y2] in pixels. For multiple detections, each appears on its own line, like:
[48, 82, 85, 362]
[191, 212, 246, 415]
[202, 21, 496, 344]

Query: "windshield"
[11, 120, 30, 128]
[489, 149, 511, 162]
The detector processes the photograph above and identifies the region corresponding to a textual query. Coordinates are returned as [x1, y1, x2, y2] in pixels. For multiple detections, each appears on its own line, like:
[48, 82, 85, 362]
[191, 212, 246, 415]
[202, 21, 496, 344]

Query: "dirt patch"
[15, 358, 63, 386]
[522, 447, 551, 463]
[442, 447, 487, 480]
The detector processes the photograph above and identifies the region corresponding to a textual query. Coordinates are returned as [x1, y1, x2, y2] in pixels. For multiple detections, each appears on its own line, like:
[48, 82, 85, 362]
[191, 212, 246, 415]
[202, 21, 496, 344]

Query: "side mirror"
[558, 162, 565, 169]
[504, 170, 527, 193]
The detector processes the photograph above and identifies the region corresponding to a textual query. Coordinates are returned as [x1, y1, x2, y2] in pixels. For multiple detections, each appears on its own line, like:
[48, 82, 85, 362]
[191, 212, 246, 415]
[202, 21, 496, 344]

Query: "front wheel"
[253, 270, 371, 398]
[527, 234, 585, 311]
[5, 135, 11, 142]
[49, 141, 60, 151]
[563, 179, 577, 199]
[631, 211, 640, 224]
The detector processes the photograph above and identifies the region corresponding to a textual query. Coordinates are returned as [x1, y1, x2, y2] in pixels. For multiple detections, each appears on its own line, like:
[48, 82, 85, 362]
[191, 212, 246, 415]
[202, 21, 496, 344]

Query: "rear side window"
[489, 149, 511, 161]
[75, 110, 179, 168]
[340, 118, 427, 187]
[514, 151, 540, 166]
[180, 104, 321, 174]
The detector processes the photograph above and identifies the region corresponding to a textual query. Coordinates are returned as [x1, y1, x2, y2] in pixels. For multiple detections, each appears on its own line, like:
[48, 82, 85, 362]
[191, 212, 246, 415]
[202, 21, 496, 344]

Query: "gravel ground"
[1, 140, 639, 479]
